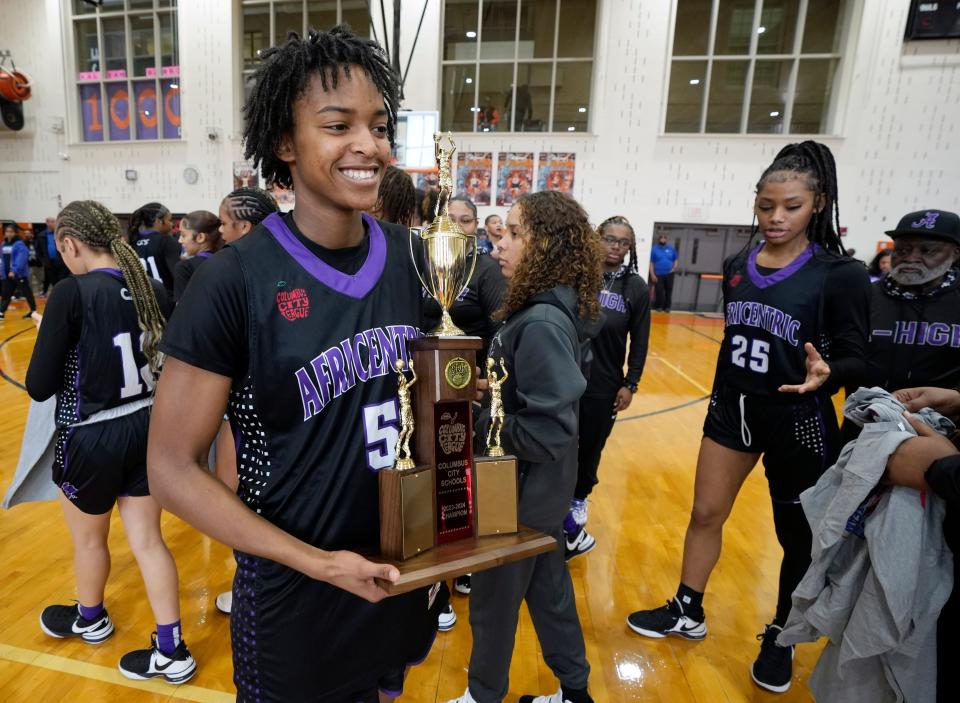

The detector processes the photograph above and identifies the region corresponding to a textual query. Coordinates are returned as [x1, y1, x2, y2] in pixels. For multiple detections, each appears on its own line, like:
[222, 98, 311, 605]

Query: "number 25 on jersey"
[731, 334, 769, 373]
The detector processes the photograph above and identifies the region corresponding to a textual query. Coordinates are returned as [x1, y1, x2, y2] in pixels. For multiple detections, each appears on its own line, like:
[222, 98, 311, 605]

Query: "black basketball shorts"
[702, 381, 840, 502]
[53, 407, 151, 514]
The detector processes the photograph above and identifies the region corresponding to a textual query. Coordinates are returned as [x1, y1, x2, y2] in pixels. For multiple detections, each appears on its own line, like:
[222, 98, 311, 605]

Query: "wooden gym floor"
[0, 302, 826, 702]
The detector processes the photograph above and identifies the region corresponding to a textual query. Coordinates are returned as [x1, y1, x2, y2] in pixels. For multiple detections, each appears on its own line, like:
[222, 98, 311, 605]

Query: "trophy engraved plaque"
[375, 133, 555, 593]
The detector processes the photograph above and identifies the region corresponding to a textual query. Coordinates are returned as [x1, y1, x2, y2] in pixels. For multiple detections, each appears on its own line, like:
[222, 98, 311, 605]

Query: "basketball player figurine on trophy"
[485, 358, 508, 457]
[393, 359, 417, 471]
[375, 133, 553, 592]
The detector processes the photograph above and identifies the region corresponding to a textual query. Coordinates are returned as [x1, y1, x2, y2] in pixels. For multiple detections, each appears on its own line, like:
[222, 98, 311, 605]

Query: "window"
[240, 1, 371, 105]
[441, 0, 597, 133]
[665, 0, 851, 135]
[71, 0, 181, 142]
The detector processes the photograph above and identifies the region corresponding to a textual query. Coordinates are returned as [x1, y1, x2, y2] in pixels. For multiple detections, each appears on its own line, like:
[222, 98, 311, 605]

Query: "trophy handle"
[408, 226, 434, 298]
[455, 239, 479, 303]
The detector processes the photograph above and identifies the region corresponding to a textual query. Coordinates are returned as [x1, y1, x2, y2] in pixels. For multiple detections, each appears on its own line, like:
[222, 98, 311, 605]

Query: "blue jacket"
[1, 239, 30, 278]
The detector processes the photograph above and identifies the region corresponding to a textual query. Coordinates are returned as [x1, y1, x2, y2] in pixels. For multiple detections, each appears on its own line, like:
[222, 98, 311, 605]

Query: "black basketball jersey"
[132, 230, 177, 293]
[173, 251, 212, 302]
[717, 244, 835, 398]
[56, 269, 167, 427]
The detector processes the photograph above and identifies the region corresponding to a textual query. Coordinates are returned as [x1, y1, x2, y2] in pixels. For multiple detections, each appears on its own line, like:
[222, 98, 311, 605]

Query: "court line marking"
[0, 642, 234, 702]
[648, 353, 712, 395]
[0, 324, 33, 391]
[614, 394, 709, 423]
[678, 323, 724, 345]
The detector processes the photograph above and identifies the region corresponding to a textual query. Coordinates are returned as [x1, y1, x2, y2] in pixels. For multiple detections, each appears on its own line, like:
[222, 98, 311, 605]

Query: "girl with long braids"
[563, 215, 650, 560]
[129, 201, 180, 298]
[627, 141, 870, 694]
[25, 200, 196, 684]
[448, 190, 600, 703]
[218, 186, 280, 243]
[173, 210, 223, 302]
[148, 26, 445, 701]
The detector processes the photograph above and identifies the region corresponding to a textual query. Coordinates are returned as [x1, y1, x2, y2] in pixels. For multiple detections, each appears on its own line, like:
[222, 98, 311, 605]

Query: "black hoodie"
[864, 270, 960, 391]
[474, 285, 599, 529]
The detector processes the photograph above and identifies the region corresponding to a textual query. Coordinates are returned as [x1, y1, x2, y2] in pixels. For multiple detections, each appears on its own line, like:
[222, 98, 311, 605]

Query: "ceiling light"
[578, 107, 586, 113]
[567, 126, 575, 131]
[689, 79, 700, 85]
[466, 31, 477, 38]
[769, 110, 780, 117]
[465, 77, 473, 84]
[757, 26, 766, 34]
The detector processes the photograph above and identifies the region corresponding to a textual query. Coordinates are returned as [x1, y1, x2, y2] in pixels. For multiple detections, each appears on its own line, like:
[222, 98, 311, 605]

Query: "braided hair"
[374, 165, 416, 225]
[755, 141, 844, 256]
[57, 201, 166, 372]
[243, 25, 400, 190]
[128, 201, 170, 240]
[597, 215, 638, 273]
[223, 187, 279, 226]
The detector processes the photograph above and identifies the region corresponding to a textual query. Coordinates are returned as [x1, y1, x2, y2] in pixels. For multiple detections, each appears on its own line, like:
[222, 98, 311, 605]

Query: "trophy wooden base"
[374, 526, 556, 595]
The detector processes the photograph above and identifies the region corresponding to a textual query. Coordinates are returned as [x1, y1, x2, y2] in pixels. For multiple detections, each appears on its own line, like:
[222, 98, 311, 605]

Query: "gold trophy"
[393, 359, 417, 470]
[485, 358, 508, 456]
[375, 133, 554, 593]
[409, 133, 479, 336]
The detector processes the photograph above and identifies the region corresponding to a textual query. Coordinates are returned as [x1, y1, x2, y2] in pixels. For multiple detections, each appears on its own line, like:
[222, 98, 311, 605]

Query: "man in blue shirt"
[649, 234, 679, 311]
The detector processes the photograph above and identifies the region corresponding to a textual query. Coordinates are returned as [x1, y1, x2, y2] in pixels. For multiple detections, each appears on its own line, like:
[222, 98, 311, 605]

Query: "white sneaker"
[215, 590, 232, 614]
[446, 688, 479, 703]
[438, 603, 457, 632]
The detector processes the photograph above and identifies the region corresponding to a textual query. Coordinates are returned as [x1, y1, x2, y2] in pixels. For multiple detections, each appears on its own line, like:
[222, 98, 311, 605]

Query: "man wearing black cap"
[862, 209, 960, 393]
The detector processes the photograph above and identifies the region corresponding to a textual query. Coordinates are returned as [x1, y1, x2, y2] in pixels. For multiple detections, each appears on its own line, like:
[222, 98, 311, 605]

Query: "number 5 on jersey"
[731, 334, 770, 373]
[363, 400, 400, 471]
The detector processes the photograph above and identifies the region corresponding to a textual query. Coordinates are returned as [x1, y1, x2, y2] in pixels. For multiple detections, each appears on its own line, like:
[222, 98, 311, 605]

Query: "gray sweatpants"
[467, 525, 590, 702]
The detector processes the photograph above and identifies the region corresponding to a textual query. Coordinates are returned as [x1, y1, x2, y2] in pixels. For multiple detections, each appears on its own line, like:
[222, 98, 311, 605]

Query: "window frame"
[439, 0, 600, 134]
[235, 0, 372, 138]
[660, 0, 860, 136]
[65, 0, 182, 145]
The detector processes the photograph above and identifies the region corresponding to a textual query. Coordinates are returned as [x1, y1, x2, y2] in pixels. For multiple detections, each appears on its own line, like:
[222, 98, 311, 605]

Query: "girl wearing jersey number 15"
[626, 142, 870, 694]
[149, 27, 443, 703]
[26, 201, 196, 684]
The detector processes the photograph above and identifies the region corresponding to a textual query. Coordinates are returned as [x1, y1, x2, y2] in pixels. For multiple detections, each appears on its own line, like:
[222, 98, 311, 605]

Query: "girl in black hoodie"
[447, 191, 601, 703]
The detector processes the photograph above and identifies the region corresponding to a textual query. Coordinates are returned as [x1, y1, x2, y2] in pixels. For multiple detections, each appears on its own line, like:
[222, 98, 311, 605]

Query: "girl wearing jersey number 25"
[149, 27, 443, 703]
[626, 142, 870, 694]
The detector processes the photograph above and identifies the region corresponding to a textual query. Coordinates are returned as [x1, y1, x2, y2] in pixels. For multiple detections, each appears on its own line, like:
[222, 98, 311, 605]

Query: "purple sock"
[156, 620, 182, 656]
[563, 511, 579, 536]
[78, 602, 104, 621]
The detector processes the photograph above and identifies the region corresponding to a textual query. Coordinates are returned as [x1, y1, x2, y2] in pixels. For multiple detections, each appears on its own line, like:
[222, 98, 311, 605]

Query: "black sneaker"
[564, 527, 596, 561]
[751, 624, 794, 693]
[454, 574, 471, 595]
[118, 634, 198, 685]
[39, 603, 114, 644]
[519, 686, 594, 703]
[626, 597, 706, 640]
[22, 311, 34, 319]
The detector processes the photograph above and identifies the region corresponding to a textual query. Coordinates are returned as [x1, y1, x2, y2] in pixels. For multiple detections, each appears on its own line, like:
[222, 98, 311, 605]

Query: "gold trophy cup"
[409, 133, 479, 336]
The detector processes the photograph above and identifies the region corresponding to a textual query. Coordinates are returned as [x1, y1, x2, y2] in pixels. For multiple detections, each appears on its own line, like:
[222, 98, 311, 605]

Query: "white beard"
[889, 257, 955, 286]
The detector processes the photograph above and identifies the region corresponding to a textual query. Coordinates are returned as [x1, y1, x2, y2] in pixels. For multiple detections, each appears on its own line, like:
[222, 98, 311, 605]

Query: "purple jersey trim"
[746, 242, 816, 289]
[90, 267, 124, 280]
[196, 251, 213, 258]
[261, 212, 386, 299]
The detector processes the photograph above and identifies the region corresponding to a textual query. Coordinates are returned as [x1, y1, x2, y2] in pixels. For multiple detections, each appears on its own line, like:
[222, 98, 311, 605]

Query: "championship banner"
[456, 152, 493, 206]
[537, 152, 576, 194]
[233, 161, 260, 190]
[496, 152, 533, 207]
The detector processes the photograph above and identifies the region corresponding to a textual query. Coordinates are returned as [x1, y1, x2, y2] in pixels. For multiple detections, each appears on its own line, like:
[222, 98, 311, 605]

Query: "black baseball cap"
[885, 209, 960, 245]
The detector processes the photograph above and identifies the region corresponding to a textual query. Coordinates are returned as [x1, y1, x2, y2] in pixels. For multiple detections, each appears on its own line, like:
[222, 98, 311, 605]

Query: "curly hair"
[242, 25, 400, 190]
[496, 191, 602, 321]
